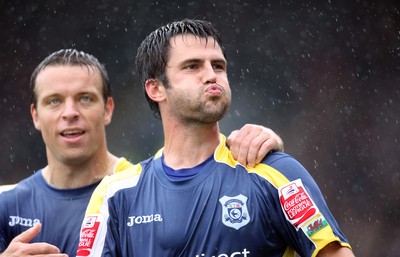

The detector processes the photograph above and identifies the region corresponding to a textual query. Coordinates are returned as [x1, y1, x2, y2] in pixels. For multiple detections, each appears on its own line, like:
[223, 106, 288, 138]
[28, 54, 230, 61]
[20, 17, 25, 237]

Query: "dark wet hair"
[30, 49, 111, 108]
[135, 19, 225, 119]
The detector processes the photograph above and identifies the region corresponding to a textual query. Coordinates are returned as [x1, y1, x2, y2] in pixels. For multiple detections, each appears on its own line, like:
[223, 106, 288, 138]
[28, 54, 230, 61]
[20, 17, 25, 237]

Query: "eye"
[49, 98, 61, 105]
[184, 64, 198, 70]
[212, 63, 226, 71]
[80, 95, 91, 103]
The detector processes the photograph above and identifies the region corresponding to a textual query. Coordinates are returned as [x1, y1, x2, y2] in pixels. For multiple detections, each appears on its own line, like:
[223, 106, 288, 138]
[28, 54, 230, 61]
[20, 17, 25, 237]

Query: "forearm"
[317, 242, 355, 257]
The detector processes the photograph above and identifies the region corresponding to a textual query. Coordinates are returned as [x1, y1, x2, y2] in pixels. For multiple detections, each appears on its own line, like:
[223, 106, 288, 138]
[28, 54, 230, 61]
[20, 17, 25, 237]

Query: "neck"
[43, 152, 118, 189]
[162, 119, 220, 169]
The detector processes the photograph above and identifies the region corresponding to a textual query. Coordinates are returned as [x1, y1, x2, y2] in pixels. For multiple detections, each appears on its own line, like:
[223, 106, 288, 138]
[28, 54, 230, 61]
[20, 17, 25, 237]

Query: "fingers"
[268, 127, 284, 152]
[246, 126, 284, 167]
[226, 124, 284, 167]
[2, 223, 67, 257]
[12, 223, 42, 244]
[20, 242, 65, 255]
[226, 130, 240, 161]
[242, 128, 267, 167]
[255, 139, 277, 166]
[228, 124, 264, 167]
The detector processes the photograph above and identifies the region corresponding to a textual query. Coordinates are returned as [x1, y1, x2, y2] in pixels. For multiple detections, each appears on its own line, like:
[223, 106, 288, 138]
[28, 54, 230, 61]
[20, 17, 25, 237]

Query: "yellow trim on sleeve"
[215, 134, 290, 188]
[282, 247, 296, 257]
[113, 157, 134, 173]
[216, 134, 352, 256]
[85, 164, 142, 215]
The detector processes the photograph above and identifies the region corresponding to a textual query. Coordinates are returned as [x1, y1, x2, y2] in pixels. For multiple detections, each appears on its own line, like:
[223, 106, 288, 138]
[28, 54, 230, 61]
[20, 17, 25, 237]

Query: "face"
[31, 65, 114, 166]
[161, 34, 231, 124]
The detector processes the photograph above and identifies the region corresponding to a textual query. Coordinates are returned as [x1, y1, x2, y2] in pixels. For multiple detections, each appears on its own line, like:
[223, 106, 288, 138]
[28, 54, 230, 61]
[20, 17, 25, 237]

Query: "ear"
[30, 104, 41, 131]
[145, 79, 165, 102]
[104, 97, 114, 126]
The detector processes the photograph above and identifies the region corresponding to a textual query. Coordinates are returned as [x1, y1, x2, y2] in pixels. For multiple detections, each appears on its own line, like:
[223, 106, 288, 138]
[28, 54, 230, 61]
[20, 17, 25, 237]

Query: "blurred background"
[1, 0, 399, 256]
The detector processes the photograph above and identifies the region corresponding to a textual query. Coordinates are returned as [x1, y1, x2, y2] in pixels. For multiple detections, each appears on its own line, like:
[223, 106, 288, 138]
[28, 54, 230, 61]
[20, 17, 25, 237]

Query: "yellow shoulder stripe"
[113, 157, 134, 174]
[215, 134, 290, 188]
[86, 164, 142, 215]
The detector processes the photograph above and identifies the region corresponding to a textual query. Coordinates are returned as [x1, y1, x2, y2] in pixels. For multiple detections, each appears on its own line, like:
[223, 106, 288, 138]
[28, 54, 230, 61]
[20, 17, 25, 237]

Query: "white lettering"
[194, 248, 250, 257]
[8, 216, 40, 227]
[287, 200, 312, 218]
[242, 248, 250, 257]
[154, 214, 162, 222]
[135, 216, 143, 224]
[81, 229, 96, 238]
[127, 214, 163, 226]
[283, 192, 308, 210]
[8, 216, 18, 226]
[78, 239, 93, 247]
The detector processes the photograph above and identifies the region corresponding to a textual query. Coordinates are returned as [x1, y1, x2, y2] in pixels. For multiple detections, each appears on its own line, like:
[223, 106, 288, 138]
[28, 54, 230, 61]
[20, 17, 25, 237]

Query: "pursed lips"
[205, 83, 223, 95]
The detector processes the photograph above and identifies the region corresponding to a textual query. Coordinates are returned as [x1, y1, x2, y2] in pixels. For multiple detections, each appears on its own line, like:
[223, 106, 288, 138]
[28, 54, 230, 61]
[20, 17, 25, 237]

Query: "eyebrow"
[180, 58, 227, 66]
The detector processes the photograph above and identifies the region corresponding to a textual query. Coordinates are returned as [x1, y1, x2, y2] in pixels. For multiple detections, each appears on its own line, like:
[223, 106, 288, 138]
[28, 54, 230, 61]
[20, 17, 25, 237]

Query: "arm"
[227, 124, 284, 167]
[317, 242, 355, 257]
[264, 153, 353, 257]
[0, 223, 67, 257]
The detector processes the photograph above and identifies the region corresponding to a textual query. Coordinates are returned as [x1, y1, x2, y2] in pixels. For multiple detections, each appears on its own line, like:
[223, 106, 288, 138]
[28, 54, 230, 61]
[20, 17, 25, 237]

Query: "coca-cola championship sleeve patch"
[76, 163, 143, 257]
[279, 179, 319, 229]
[77, 215, 104, 257]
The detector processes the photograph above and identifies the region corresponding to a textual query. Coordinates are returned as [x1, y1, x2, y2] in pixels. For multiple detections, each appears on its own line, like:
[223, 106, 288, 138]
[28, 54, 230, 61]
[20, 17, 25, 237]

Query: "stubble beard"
[181, 95, 231, 125]
[167, 81, 231, 125]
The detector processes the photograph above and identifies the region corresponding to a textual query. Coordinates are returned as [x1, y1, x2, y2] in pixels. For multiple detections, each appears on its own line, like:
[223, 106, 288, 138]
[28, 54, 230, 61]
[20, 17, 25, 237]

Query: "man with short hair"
[76, 19, 354, 257]
[0, 49, 283, 257]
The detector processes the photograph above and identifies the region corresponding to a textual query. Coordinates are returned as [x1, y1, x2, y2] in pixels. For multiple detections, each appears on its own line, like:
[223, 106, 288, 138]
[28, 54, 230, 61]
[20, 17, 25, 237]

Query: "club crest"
[219, 194, 250, 230]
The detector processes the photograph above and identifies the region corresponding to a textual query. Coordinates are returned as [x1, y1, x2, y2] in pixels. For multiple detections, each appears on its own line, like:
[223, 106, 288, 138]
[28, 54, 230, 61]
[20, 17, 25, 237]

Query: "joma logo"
[127, 214, 162, 226]
[9, 216, 40, 227]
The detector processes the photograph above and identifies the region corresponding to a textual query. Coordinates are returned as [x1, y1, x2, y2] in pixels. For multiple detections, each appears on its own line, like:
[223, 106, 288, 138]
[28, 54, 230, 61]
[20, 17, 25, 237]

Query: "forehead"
[35, 65, 103, 97]
[167, 35, 225, 63]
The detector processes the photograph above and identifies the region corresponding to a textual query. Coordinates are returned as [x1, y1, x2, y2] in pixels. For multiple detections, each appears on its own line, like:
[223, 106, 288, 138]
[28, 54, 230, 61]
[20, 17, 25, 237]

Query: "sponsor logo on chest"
[127, 213, 163, 226]
[194, 248, 250, 257]
[8, 216, 40, 227]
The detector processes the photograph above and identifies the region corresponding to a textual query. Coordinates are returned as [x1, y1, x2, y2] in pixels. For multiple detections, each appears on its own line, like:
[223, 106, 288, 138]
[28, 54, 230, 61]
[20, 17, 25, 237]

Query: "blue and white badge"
[219, 194, 250, 230]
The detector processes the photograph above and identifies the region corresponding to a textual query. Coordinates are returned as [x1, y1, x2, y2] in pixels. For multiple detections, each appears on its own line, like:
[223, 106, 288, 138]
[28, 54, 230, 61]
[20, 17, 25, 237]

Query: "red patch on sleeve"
[77, 215, 101, 256]
[279, 179, 319, 229]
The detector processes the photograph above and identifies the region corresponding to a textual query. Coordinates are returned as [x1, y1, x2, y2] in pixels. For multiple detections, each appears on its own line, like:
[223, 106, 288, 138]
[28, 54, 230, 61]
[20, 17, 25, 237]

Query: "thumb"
[12, 223, 42, 243]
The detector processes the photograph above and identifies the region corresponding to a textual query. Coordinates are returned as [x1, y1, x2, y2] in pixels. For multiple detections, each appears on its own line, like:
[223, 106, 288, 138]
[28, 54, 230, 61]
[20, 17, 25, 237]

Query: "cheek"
[221, 80, 231, 97]
[33, 116, 50, 132]
[226, 86, 232, 100]
[38, 124, 55, 146]
[92, 114, 109, 131]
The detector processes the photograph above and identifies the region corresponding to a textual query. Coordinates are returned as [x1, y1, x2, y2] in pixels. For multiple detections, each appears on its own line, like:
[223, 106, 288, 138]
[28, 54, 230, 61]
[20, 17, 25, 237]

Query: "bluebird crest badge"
[219, 194, 250, 230]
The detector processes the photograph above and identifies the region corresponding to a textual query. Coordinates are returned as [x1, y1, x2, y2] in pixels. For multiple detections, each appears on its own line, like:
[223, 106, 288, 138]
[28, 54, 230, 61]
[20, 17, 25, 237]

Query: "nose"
[203, 63, 217, 84]
[62, 99, 79, 120]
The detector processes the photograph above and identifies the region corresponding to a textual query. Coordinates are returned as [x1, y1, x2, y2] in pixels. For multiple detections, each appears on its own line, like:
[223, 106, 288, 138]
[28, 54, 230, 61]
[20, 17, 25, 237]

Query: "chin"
[62, 154, 91, 166]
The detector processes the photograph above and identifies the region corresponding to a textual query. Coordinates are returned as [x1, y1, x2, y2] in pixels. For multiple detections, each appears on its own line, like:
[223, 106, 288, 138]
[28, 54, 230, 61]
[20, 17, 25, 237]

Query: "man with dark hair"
[77, 19, 354, 257]
[0, 48, 283, 257]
